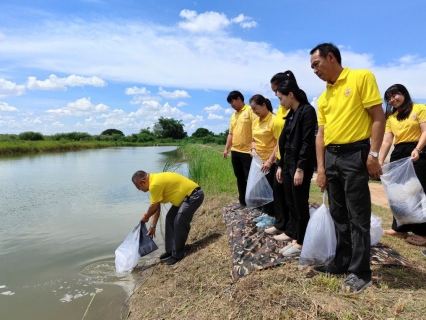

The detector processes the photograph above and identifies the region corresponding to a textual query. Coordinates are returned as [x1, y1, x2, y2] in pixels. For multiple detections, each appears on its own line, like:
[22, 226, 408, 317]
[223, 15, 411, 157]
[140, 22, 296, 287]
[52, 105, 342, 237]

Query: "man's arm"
[141, 202, 161, 222]
[223, 133, 233, 159]
[378, 132, 394, 166]
[315, 125, 328, 192]
[367, 104, 385, 179]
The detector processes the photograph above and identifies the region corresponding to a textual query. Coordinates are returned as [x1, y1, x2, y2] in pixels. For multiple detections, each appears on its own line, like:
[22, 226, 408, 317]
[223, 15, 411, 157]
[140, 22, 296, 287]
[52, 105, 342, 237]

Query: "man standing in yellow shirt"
[310, 43, 385, 294]
[132, 171, 204, 266]
[223, 90, 255, 209]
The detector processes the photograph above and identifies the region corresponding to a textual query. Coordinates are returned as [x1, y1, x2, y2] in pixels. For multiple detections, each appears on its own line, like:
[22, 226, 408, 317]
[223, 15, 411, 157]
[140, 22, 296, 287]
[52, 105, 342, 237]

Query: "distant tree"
[101, 128, 124, 136]
[139, 128, 152, 135]
[18, 131, 44, 141]
[153, 117, 187, 139]
[191, 128, 214, 138]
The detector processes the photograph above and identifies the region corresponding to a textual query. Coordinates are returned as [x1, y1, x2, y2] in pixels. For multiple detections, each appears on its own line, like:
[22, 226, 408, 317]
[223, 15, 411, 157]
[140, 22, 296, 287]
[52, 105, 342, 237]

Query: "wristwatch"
[369, 151, 379, 158]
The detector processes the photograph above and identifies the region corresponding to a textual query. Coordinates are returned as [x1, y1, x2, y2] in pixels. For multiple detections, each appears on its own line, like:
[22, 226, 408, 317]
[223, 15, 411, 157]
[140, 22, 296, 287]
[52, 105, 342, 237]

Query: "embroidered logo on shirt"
[344, 88, 352, 97]
[412, 113, 417, 120]
[243, 112, 247, 118]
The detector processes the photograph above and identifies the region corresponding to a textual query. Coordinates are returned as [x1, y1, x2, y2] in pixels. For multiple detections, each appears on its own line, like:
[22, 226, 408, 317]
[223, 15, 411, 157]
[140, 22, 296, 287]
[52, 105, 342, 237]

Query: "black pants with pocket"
[231, 151, 252, 206]
[165, 188, 205, 259]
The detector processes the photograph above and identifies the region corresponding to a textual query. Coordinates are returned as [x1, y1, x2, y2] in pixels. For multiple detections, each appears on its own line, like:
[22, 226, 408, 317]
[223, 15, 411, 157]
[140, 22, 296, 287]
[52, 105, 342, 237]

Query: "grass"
[127, 144, 426, 320]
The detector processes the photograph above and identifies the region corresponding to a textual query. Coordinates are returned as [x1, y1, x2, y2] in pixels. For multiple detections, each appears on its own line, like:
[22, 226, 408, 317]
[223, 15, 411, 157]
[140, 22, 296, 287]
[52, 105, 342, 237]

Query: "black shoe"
[341, 273, 372, 294]
[422, 250, 426, 258]
[159, 252, 172, 261]
[165, 256, 182, 266]
[313, 262, 347, 275]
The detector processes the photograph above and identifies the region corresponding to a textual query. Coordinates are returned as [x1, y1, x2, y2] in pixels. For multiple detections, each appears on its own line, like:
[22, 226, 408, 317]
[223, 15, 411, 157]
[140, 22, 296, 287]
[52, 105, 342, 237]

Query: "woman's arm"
[378, 132, 394, 166]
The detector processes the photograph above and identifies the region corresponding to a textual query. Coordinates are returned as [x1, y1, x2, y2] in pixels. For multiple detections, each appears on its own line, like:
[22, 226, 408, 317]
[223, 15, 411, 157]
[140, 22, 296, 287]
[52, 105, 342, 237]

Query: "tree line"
[0, 117, 229, 145]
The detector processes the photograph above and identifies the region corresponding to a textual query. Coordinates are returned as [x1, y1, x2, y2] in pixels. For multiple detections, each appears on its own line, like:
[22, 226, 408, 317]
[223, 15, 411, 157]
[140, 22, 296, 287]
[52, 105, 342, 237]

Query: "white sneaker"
[264, 226, 281, 235]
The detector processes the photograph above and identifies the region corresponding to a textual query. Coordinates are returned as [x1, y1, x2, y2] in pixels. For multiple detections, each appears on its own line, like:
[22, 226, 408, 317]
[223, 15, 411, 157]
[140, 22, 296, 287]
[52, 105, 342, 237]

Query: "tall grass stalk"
[178, 144, 235, 195]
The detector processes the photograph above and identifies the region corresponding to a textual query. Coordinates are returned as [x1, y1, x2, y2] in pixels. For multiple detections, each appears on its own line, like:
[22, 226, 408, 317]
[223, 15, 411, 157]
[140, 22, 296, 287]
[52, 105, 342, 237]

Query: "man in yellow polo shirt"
[132, 170, 204, 266]
[310, 43, 385, 294]
[223, 90, 255, 209]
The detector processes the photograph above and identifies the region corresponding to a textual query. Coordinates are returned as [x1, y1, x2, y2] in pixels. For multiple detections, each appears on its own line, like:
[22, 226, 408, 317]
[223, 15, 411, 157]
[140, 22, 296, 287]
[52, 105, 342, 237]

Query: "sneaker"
[422, 250, 426, 258]
[159, 252, 172, 261]
[281, 245, 301, 257]
[313, 262, 347, 275]
[341, 273, 372, 294]
[256, 217, 275, 227]
[253, 213, 268, 223]
[279, 243, 293, 255]
[273, 233, 292, 241]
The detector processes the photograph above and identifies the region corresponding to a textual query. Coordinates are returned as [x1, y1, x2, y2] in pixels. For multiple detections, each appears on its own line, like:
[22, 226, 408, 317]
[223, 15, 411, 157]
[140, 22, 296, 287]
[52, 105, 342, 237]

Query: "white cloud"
[204, 104, 223, 113]
[125, 86, 150, 95]
[0, 101, 19, 112]
[177, 102, 187, 107]
[158, 87, 190, 99]
[207, 113, 224, 120]
[178, 10, 257, 33]
[27, 74, 106, 90]
[185, 115, 204, 130]
[0, 78, 26, 98]
[130, 95, 162, 104]
[225, 108, 234, 115]
[46, 97, 110, 116]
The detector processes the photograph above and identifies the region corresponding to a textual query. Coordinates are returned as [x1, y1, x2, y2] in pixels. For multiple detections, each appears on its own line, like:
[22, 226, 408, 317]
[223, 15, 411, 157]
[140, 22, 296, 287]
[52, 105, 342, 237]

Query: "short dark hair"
[132, 170, 147, 183]
[227, 91, 244, 103]
[310, 43, 342, 65]
[270, 70, 298, 86]
[249, 94, 273, 113]
[384, 84, 413, 121]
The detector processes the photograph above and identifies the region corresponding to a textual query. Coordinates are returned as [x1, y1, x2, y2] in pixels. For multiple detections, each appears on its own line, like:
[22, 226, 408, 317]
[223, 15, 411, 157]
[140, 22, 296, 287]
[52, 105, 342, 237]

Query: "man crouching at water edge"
[132, 170, 204, 266]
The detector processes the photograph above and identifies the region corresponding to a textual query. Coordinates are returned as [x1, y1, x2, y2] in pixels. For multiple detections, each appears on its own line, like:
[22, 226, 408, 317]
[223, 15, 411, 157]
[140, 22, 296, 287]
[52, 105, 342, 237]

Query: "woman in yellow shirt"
[249, 94, 276, 225]
[379, 84, 426, 246]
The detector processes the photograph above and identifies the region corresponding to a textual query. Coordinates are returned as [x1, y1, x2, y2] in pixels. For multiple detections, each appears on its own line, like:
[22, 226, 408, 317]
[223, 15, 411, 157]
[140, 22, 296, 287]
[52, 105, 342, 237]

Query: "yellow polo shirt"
[252, 112, 277, 162]
[148, 172, 198, 207]
[386, 103, 426, 144]
[273, 105, 289, 160]
[229, 104, 255, 153]
[317, 67, 382, 146]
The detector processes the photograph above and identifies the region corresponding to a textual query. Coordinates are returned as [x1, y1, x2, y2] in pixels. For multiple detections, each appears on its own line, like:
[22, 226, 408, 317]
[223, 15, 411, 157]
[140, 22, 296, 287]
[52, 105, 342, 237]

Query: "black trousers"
[165, 189, 204, 259]
[390, 143, 426, 236]
[282, 154, 313, 245]
[273, 162, 292, 236]
[325, 143, 371, 280]
[262, 163, 276, 217]
[231, 151, 252, 206]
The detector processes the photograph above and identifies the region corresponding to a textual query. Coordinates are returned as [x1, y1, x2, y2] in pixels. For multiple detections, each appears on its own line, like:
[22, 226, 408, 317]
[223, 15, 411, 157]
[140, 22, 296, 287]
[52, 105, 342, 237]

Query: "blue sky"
[1, 0, 426, 136]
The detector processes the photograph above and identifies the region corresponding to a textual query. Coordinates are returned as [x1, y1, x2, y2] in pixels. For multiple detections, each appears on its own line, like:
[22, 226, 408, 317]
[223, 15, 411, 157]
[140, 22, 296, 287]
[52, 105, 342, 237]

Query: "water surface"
[0, 146, 182, 320]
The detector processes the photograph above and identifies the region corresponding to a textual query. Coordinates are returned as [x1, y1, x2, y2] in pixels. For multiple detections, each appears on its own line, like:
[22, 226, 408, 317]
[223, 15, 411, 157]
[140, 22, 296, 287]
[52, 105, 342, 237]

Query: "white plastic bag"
[299, 193, 336, 267]
[245, 152, 273, 208]
[370, 214, 382, 246]
[381, 157, 426, 226]
[115, 222, 141, 273]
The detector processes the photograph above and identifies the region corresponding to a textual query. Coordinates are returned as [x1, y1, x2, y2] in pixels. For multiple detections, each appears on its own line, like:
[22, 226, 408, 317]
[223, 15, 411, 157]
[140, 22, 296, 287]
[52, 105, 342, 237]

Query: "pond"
[0, 146, 185, 320]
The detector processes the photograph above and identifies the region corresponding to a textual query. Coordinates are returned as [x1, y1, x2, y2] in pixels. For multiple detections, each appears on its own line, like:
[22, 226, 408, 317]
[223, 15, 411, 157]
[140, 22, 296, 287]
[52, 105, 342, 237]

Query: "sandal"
[383, 229, 409, 238]
[406, 235, 426, 246]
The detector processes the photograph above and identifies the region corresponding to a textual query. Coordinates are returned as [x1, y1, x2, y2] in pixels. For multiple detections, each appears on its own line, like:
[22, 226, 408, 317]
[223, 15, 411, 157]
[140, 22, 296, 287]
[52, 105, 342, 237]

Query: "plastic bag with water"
[381, 157, 426, 226]
[370, 214, 382, 246]
[245, 152, 273, 208]
[299, 193, 336, 267]
[115, 223, 141, 273]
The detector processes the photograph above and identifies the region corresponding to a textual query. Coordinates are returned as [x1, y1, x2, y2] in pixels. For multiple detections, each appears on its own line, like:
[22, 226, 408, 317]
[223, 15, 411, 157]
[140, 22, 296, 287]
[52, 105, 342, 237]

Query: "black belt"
[185, 187, 201, 201]
[326, 139, 369, 153]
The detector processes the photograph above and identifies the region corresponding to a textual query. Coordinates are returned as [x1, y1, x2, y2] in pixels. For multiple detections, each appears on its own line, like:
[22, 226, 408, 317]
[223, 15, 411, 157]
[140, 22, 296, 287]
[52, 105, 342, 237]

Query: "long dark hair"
[384, 84, 413, 121]
[249, 94, 273, 113]
[270, 70, 298, 87]
[276, 80, 309, 105]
